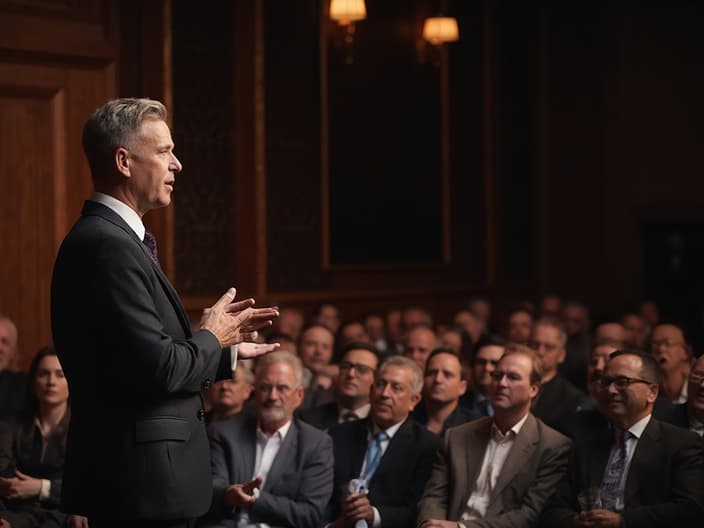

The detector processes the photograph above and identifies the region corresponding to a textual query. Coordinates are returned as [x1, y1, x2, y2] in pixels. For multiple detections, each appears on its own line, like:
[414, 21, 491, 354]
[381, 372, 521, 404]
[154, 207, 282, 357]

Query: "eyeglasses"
[689, 372, 704, 385]
[649, 339, 685, 350]
[339, 361, 376, 376]
[596, 376, 655, 391]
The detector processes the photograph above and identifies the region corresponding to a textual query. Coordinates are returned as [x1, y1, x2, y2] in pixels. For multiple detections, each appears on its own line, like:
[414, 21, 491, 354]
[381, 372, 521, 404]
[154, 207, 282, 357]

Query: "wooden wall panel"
[0, 0, 118, 370]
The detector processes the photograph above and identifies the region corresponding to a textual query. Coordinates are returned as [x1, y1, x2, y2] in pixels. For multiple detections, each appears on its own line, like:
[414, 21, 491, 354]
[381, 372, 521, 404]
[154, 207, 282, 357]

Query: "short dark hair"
[341, 341, 380, 361]
[609, 350, 663, 385]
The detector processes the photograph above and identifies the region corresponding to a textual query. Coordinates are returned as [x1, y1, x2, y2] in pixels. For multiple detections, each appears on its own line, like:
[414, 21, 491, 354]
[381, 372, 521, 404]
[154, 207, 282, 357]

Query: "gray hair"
[255, 351, 304, 388]
[378, 355, 423, 394]
[82, 98, 167, 178]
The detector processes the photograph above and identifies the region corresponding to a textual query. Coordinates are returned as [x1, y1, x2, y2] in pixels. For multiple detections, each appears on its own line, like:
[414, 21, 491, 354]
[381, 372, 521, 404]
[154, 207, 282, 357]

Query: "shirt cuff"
[230, 344, 238, 371]
[372, 506, 381, 527]
[39, 479, 51, 501]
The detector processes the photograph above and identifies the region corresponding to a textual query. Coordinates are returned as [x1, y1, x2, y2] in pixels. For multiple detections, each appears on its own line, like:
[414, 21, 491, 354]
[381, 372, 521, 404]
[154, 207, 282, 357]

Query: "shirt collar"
[339, 403, 371, 421]
[626, 413, 652, 440]
[371, 416, 405, 440]
[256, 419, 292, 442]
[91, 192, 145, 240]
[491, 411, 530, 440]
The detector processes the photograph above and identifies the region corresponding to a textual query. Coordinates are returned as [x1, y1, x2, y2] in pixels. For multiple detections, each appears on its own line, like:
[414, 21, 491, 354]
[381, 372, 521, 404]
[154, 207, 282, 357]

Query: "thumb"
[212, 287, 237, 310]
[15, 470, 28, 480]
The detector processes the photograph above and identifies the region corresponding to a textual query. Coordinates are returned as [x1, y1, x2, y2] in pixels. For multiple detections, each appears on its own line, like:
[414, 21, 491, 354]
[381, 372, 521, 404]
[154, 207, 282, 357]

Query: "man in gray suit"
[418, 344, 571, 528]
[203, 351, 334, 528]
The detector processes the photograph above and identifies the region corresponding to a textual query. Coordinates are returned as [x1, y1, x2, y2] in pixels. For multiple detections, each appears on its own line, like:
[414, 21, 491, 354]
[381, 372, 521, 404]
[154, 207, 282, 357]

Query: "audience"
[593, 321, 626, 348]
[649, 322, 693, 403]
[206, 363, 254, 424]
[274, 307, 305, 342]
[560, 301, 592, 391]
[418, 344, 570, 527]
[203, 351, 333, 527]
[670, 353, 704, 436]
[297, 324, 338, 409]
[0, 316, 27, 420]
[530, 318, 584, 429]
[412, 349, 473, 435]
[505, 306, 534, 345]
[621, 312, 648, 349]
[314, 303, 342, 334]
[299, 343, 379, 430]
[542, 351, 704, 527]
[327, 356, 439, 527]
[362, 313, 388, 356]
[403, 325, 438, 373]
[0, 347, 69, 528]
[459, 336, 506, 419]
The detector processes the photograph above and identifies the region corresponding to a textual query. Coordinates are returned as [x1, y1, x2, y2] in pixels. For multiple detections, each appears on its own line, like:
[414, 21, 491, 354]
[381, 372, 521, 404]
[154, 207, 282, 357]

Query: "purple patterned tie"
[143, 230, 160, 268]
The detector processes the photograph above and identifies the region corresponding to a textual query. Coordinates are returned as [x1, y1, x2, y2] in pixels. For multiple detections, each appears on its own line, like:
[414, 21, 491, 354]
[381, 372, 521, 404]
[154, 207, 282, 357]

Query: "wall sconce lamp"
[422, 16, 459, 45]
[329, 0, 367, 64]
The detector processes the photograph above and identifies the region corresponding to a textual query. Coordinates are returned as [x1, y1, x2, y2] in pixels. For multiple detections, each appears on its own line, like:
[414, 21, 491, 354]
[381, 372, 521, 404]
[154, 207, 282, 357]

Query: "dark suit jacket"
[51, 201, 232, 520]
[417, 414, 570, 527]
[327, 417, 439, 527]
[297, 401, 340, 431]
[542, 417, 704, 527]
[202, 414, 333, 528]
[532, 375, 583, 430]
[411, 401, 478, 435]
[0, 371, 27, 420]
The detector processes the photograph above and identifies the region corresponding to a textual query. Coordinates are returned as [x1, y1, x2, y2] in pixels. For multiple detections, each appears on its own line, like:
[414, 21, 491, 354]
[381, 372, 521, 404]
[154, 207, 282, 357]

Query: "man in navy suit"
[542, 351, 704, 527]
[203, 351, 333, 527]
[51, 98, 278, 527]
[327, 355, 439, 527]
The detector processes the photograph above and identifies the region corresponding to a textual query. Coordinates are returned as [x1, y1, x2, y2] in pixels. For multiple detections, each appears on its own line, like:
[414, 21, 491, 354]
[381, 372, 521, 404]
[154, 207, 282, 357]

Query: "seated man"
[298, 324, 338, 409]
[403, 325, 438, 373]
[670, 353, 704, 436]
[203, 351, 334, 528]
[327, 356, 439, 527]
[650, 322, 693, 403]
[459, 337, 505, 419]
[299, 342, 379, 431]
[418, 344, 571, 527]
[0, 316, 27, 420]
[206, 363, 255, 423]
[411, 348, 474, 435]
[542, 351, 704, 527]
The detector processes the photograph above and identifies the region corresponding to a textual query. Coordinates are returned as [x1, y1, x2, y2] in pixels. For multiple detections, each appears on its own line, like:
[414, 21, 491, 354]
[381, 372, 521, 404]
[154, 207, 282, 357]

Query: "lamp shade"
[330, 0, 367, 25]
[422, 17, 459, 45]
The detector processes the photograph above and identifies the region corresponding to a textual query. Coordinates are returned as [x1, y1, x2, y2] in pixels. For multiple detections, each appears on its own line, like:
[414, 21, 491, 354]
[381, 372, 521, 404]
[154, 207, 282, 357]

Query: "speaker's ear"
[115, 147, 130, 176]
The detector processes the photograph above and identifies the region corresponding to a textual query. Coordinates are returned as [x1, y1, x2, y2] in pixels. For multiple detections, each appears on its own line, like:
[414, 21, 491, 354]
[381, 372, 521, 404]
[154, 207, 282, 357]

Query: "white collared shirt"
[689, 415, 704, 437]
[91, 192, 145, 239]
[461, 412, 530, 521]
[337, 403, 371, 424]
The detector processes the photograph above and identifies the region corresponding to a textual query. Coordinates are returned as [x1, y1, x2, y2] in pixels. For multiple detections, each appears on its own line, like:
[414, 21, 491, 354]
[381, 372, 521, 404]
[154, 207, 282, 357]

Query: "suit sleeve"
[416, 432, 452, 525]
[95, 237, 230, 395]
[249, 433, 334, 528]
[471, 437, 571, 528]
[206, 424, 233, 521]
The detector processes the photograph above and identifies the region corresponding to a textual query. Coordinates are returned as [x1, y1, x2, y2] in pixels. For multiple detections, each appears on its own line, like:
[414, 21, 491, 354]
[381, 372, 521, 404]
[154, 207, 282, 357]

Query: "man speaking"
[51, 98, 279, 527]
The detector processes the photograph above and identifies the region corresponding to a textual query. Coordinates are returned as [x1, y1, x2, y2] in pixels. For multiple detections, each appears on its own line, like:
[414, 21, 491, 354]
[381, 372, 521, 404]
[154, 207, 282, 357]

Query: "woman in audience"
[0, 346, 69, 528]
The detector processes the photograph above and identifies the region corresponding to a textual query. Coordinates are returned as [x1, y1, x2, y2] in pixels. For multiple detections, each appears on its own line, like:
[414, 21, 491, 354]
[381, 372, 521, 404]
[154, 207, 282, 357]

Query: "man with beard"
[203, 352, 333, 527]
[418, 344, 570, 527]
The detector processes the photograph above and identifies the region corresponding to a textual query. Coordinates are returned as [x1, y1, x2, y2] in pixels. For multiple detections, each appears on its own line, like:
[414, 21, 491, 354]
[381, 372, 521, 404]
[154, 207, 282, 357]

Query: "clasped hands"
[224, 476, 263, 509]
[201, 287, 279, 356]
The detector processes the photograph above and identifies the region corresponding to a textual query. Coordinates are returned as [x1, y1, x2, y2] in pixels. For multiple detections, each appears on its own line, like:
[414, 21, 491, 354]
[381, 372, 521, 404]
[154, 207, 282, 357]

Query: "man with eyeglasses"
[543, 350, 704, 527]
[458, 336, 505, 420]
[418, 344, 571, 527]
[649, 322, 693, 403]
[203, 351, 333, 527]
[529, 318, 584, 429]
[327, 356, 439, 527]
[299, 342, 379, 430]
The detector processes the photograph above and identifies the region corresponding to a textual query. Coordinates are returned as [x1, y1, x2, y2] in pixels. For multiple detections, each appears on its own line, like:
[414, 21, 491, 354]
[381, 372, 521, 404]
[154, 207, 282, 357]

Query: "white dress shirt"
[337, 403, 371, 424]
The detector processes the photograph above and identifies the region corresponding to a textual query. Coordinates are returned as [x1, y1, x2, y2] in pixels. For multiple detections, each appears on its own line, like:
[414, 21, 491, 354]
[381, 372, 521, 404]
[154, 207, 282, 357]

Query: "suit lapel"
[459, 418, 491, 509]
[587, 426, 614, 488]
[235, 416, 257, 482]
[83, 200, 192, 337]
[264, 420, 298, 490]
[490, 414, 539, 503]
[623, 418, 659, 504]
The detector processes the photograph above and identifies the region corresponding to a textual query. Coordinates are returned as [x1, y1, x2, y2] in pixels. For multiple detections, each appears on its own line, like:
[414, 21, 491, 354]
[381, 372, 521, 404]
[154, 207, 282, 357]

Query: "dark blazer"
[297, 401, 340, 430]
[327, 417, 439, 527]
[542, 417, 704, 527]
[0, 371, 27, 420]
[202, 414, 333, 528]
[532, 375, 583, 429]
[411, 402, 478, 435]
[417, 414, 570, 527]
[51, 201, 232, 520]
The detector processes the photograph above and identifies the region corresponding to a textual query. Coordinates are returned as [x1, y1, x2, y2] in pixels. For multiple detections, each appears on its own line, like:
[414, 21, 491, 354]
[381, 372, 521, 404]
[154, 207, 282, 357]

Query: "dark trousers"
[89, 517, 196, 528]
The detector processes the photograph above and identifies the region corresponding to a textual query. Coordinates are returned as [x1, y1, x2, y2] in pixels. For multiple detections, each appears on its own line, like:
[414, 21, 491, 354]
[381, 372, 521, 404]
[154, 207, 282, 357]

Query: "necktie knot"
[143, 230, 160, 266]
